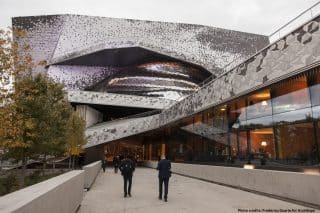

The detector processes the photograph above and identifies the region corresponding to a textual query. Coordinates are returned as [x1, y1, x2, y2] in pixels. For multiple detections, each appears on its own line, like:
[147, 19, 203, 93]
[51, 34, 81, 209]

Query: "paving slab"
[79, 168, 319, 213]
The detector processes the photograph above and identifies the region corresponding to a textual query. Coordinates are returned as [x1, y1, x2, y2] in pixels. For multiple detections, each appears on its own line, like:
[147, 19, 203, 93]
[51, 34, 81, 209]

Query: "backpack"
[121, 160, 133, 174]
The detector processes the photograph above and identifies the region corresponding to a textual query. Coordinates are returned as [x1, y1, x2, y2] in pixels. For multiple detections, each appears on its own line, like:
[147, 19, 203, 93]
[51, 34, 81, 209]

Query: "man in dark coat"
[157, 155, 171, 202]
[119, 156, 135, 197]
[101, 156, 107, 173]
[113, 156, 120, 173]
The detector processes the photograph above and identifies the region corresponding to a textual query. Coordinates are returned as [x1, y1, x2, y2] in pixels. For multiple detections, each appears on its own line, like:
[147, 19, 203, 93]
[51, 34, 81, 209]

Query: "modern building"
[12, 13, 320, 170]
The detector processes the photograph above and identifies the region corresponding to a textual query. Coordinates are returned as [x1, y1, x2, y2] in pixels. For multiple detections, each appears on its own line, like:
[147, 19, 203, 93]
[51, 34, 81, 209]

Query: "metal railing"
[198, 54, 244, 88]
[198, 1, 320, 90]
[269, 1, 320, 42]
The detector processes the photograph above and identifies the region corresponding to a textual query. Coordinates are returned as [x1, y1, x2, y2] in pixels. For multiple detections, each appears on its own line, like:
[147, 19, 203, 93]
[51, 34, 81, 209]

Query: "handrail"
[269, 1, 320, 42]
[198, 2, 320, 90]
[198, 54, 244, 88]
[199, 55, 243, 89]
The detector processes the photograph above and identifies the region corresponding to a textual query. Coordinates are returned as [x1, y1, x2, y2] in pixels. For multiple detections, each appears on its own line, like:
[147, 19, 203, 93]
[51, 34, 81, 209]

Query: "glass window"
[213, 105, 228, 132]
[247, 89, 272, 119]
[312, 105, 320, 120]
[230, 131, 238, 157]
[194, 113, 203, 124]
[309, 69, 320, 106]
[275, 122, 314, 163]
[250, 128, 276, 159]
[245, 115, 273, 129]
[203, 108, 214, 125]
[229, 98, 246, 121]
[313, 122, 320, 164]
[273, 107, 312, 125]
[272, 75, 310, 114]
[229, 98, 246, 131]
[206, 140, 227, 161]
[238, 131, 248, 159]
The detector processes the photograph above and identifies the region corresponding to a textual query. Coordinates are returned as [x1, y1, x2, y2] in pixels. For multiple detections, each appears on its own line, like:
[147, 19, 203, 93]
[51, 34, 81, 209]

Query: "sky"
[0, 0, 319, 36]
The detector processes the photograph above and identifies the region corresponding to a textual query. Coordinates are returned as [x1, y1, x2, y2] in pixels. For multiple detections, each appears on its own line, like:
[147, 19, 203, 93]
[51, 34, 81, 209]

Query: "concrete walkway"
[79, 168, 319, 213]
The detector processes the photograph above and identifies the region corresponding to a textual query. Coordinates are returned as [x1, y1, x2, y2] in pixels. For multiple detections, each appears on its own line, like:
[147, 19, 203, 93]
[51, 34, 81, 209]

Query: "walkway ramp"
[85, 114, 160, 148]
[79, 168, 310, 213]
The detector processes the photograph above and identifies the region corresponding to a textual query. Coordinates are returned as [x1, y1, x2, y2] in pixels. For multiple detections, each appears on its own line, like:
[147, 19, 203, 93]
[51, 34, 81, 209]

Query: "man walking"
[119, 156, 135, 197]
[113, 155, 120, 173]
[101, 156, 107, 173]
[157, 155, 171, 202]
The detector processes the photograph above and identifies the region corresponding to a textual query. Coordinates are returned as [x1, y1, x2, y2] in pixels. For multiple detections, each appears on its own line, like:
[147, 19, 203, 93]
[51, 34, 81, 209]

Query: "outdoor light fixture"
[303, 169, 320, 175]
[243, 164, 255, 169]
[261, 100, 268, 106]
[261, 141, 267, 147]
[220, 108, 226, 111]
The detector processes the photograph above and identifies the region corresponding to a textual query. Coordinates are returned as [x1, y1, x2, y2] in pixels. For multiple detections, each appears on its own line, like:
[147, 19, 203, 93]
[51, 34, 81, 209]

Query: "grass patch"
[0, 170, 65, 196]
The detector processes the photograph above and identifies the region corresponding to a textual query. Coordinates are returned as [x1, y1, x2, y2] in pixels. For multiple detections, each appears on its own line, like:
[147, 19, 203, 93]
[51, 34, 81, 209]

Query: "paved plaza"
[79, 167, 318, 213]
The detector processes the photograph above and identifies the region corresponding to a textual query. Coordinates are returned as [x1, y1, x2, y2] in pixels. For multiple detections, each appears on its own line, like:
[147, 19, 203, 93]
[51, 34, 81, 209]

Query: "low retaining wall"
[83, 161, 101, 189]
[144, 161, 320, 207]
[0, 170, 84, 213]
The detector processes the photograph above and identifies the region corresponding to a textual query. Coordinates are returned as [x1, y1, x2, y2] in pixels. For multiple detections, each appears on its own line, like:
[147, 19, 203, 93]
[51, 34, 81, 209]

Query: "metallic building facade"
[12, 14, 320, 168]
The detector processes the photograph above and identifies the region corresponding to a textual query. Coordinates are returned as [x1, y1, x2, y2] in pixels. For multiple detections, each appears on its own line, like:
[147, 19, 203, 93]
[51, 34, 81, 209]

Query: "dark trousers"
[123, 175, 132, 195]
[114, 166, 118, 173]
[159, 177, 169, 199]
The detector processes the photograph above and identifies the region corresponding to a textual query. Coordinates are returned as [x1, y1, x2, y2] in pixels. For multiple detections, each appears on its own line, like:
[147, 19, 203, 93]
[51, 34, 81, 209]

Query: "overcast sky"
[0, 0, 319, 35]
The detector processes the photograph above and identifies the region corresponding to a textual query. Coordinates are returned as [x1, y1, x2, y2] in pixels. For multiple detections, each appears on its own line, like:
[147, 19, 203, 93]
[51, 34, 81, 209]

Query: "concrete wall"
[83, 161, 101, 189]
[0, 170, 84, 213]
[144, 161, 320, 207]
[76, 105, 103, 128]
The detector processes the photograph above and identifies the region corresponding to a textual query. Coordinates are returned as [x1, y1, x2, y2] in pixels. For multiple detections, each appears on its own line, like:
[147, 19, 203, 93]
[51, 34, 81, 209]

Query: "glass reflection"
[213, 105, 228, 132]
[273, 107, 312, 125]
[245, 116, 273, 129]
[275, 122, 314, 163]
[247, 90, 272, 119]
[312, 105, 320, 120]
[309, 69, 320, 106]
[250, 128, 275, 159]
[230, 131, 238, 157]
[238, 131, 248, 159]
[150, 68, 320, 167]
[272, 75, 310, 114]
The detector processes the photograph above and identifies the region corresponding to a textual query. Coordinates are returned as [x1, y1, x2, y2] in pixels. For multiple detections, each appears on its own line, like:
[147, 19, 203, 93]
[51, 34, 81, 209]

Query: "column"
[149, 144, 152, 161]
[161, 144, 166, 156]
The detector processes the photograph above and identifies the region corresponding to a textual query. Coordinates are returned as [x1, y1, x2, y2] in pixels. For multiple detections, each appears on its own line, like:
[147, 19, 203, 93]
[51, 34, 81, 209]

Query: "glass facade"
[143, 67, 320, 167]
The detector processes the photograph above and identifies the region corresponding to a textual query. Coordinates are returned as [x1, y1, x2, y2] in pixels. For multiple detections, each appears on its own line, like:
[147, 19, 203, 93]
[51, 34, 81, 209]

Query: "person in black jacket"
[157, 155, 171, 202]
[119, 156, 135, 197]
[101, 156, 107, 173]
[113, 156, 120, 173]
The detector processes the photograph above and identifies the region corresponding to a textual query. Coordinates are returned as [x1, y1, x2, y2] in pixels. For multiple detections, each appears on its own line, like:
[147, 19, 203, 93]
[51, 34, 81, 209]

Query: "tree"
[0, 28, 35, 187]
[65, 111, 87, 169]
[0, 73, 75, 186]
[0, 28, 85, 187]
